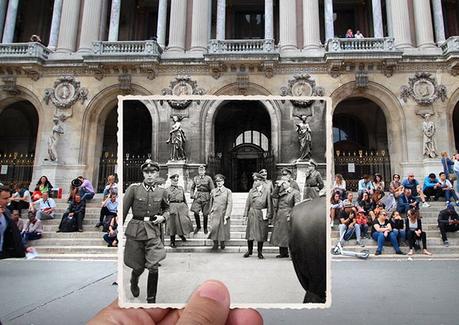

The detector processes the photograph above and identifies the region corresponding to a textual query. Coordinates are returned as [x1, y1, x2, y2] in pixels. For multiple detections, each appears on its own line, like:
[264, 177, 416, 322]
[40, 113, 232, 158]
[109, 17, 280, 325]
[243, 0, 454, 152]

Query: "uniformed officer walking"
[123, 159, 169, 303]
[190, 165, 215, 234]
[303, 159, 324, 201]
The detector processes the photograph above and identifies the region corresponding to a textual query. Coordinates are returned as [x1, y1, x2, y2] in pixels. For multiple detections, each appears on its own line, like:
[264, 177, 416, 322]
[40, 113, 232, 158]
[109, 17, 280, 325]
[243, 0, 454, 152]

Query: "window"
[234, 130, 269, 151]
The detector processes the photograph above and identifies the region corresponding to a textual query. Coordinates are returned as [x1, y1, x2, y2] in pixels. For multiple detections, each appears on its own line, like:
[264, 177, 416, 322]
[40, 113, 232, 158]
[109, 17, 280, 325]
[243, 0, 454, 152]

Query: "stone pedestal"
[166, 160, 188, 189]
[400, 159, 442, 182]
[34, 162, 86, 195]
[295, 161, 310, 198]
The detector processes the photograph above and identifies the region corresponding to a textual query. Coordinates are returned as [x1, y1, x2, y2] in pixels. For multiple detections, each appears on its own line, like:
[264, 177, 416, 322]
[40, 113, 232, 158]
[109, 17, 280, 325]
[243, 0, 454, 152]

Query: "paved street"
[1, 256, 459, 325]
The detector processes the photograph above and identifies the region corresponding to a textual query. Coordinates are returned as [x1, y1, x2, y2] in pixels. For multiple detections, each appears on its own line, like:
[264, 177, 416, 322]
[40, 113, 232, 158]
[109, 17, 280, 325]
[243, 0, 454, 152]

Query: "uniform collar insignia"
[143, 183, 154, 191]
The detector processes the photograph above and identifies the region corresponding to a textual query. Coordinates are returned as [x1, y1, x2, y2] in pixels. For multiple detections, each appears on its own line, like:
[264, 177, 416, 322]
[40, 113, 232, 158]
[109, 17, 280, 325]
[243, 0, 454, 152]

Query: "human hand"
[88, 280, 263, 325]
[153, 215, 165, 225]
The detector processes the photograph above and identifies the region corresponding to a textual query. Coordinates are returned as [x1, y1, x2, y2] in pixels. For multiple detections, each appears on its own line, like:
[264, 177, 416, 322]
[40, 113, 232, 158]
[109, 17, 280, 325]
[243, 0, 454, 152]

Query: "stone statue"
[422, 113, 437, 158]
[166, 115, 187, 161]
[295, 114, 312, 161]
[47, 116, 64, 162]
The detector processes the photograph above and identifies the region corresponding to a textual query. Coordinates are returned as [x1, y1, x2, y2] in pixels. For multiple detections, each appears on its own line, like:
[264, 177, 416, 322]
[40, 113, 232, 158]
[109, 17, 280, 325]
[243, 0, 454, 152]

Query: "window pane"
[261, 134, 268, 151]
[244, 130, 251, 143]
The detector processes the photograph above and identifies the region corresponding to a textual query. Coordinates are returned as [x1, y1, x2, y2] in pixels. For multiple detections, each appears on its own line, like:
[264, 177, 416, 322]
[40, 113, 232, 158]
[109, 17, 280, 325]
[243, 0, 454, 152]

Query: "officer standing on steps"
[303, 159, 324, 201]
[190, 165, 215, 234]
[123, 159, 169, 304]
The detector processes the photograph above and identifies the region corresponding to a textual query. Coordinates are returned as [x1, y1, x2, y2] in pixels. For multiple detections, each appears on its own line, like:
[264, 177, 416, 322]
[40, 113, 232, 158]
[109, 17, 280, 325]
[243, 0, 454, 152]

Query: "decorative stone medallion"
[280, 73, 325, 107]
[161, 75, 206, 109]
[400, 72, 447, 106]
[44, 76, 88, 109]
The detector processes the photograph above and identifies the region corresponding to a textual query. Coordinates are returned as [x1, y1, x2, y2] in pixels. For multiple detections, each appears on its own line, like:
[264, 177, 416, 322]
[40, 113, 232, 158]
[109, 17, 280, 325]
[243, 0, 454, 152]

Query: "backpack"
[60, 214, 78, 232]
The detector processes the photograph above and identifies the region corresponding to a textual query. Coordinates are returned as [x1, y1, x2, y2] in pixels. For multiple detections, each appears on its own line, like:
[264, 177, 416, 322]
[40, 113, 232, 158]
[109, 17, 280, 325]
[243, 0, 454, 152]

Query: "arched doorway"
[333, 98, 391, 191]
[212, 101, 273, 191]
[453, 101, 459, 153]
[0, 101, 38, 186]
[97, 100, 152, 191]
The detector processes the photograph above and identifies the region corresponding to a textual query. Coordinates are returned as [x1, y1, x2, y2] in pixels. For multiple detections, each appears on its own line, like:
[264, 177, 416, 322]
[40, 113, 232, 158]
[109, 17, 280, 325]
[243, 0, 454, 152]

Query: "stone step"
[330, 230, 459, 238]
[331, 244, 459, 254]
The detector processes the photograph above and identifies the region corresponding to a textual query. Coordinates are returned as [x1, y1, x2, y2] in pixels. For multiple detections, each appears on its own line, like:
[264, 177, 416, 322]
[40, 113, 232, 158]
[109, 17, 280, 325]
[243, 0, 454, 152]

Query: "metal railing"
[334, 149, 391, 192]
[0, 153, 35, 187]
[326, 37, 396, 52]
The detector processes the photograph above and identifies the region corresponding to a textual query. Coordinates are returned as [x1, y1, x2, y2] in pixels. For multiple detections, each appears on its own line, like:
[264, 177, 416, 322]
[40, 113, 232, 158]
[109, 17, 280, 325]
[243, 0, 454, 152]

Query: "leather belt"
[132, 215, 157, 222]
[169, 201, 183, 203]
[197, 190, 209, 193]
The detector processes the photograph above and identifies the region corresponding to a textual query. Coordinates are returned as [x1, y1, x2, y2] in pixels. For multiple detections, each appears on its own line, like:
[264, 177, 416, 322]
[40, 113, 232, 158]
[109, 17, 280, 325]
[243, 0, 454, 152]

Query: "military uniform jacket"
[123, 183, 170, 240]
[166, 185, 192, 236]
[304, 170, 324, 189]
[244, 184, 273, 242]
[191, 175, 215, 195]
[270, 188, 301, 247]
[208, 186, 233, 241]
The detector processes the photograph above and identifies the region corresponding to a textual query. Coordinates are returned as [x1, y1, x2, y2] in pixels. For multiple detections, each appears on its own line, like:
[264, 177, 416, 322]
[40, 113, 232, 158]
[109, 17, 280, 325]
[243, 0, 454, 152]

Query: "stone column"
[372, 0, 383, 38]
[0, 0, 8, 41]
[167, 0, 187, 52]
[48, 0, 63, 50]
[79, 0, 104, 52]
[279, 0, 297, 51]
[324, 0, 334, 41]
[431, 0, 446, 44]
[389, 0, 412, 48]
[157, 0, 168, 48]
[385, 0, 393, 37]
[413, 0, 435, 48]
[108, 0, 121, 41]
[265, 0, 273, 40]
[56, 0, 81, 52]
[190, 0, 211, 52]
[2, 0, 19, 43]
[303, 0, 321, 49]
[216, 0, 225, 40]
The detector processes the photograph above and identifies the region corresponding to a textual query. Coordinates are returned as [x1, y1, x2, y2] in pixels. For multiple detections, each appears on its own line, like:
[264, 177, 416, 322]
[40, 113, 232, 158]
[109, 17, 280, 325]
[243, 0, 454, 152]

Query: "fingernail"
[198, 281, 229, 306]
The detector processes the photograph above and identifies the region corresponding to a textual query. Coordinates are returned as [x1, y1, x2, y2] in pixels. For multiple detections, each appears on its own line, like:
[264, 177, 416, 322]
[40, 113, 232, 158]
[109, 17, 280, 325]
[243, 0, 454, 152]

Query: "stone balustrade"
[91, 40, 162, 56]
[326, 37, 396, 52]
[0, 42, 51, 61]
[208, 39, 276, 54]
[441, 36, 459, 55]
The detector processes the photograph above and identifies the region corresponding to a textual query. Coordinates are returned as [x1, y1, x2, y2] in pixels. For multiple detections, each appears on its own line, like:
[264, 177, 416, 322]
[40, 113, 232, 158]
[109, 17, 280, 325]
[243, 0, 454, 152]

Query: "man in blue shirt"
[422, 173, 441, 201]
[97, 193, 118, 230]
[357, 175, 374, 200]
[402, 173, 430, 208]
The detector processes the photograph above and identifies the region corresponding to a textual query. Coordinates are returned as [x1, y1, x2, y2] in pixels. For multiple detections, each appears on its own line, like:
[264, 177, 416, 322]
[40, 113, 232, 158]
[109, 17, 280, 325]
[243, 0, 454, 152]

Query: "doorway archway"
[213, 101, 273, 191]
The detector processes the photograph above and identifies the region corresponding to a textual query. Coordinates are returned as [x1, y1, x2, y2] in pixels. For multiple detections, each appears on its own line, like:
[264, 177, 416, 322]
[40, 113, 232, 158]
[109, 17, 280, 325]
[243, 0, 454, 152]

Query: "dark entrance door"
[213, 101, 272, 192]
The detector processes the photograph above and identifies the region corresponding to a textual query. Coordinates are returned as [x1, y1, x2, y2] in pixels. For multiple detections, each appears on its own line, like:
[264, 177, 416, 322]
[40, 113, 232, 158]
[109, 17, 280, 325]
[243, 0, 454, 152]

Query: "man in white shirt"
[32, 192, 56, 220]
[21, 210, 43, 244]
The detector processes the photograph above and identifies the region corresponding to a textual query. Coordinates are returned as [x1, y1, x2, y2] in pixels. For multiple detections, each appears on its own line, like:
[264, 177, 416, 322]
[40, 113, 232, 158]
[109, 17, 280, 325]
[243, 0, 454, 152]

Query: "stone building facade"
[0, 0, 458, 192]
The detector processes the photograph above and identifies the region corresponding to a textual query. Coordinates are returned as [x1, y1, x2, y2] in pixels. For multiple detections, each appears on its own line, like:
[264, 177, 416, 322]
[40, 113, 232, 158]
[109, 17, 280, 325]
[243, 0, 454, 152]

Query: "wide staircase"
[331, 201, 459, 257]
[32, 194, 459, 260]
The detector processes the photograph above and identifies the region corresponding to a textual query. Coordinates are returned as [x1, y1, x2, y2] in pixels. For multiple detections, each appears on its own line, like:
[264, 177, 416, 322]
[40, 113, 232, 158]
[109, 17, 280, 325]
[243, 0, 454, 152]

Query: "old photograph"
[116, 95, 332, 308]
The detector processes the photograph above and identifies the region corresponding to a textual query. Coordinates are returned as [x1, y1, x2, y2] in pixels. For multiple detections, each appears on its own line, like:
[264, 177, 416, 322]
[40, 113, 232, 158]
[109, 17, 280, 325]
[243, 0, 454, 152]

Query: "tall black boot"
[170, 235, 176, 248]
[203, 215, 208, 234]
[193, 213, 201, 234]
[243, 240, 253, 258]
[276, 247, 289, 258]
[147, 270, 159, 303]
[130, 269, 142, 298]
[257, 241, 264, 259]
[211, 240, 218, 250]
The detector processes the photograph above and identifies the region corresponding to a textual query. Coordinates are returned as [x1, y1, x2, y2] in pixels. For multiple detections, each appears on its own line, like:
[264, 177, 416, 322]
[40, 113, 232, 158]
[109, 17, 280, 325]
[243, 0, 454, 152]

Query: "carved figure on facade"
[44, 76, 88, 109]
[47, 115, 66, 162]
[294, 114, 313, 161]
[400, 72, 447, 106]
[422, 113, 438, 159]
[166, 115, 187, 161]
[161, 75, 206, 109]
[280, 73, 325, 107]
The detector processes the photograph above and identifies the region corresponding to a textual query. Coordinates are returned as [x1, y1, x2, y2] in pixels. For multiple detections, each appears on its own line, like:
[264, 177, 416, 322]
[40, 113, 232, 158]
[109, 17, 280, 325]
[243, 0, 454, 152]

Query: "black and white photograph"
[116, 95, 332, 308]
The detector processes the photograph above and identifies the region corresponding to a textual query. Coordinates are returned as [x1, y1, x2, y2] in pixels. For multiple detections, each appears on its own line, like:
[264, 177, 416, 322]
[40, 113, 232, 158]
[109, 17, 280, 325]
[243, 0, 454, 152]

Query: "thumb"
[177, 280, 230, 325]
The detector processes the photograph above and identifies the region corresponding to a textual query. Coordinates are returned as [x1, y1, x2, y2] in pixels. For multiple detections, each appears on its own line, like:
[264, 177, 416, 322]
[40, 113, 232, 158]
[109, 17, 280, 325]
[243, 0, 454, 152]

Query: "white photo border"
[117, 95, 333, 309]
